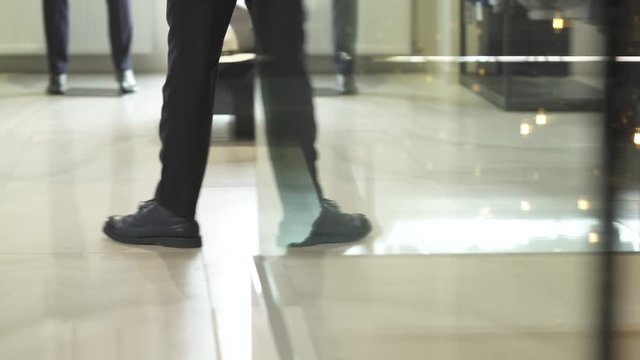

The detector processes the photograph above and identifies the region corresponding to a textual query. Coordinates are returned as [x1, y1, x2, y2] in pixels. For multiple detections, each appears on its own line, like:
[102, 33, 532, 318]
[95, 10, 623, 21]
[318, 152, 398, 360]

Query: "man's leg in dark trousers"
[333, 0, 358, 76]
[106, 0, 134, 72]
[155, 0, 238, 219]
[43, 0, 69, 75]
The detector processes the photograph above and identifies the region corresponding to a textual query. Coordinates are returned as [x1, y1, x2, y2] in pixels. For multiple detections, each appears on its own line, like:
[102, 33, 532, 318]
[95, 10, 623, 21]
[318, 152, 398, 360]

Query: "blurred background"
[0, 0, 638, 359]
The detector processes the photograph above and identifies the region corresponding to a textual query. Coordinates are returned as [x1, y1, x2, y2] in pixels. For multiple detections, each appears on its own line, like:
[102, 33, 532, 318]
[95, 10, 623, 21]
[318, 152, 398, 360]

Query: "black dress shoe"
[47, 74, 68, 95]
[103, 200, 202, 248]
[289, 199, 371, 247]
[117, 69, 139, 94]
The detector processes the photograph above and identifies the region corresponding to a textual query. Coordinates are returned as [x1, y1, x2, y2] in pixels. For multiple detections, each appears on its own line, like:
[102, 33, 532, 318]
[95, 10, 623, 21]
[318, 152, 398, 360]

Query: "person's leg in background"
[103, 0, 238, 248]
[106, 0, 138, 93]
[333, 0, 358, 94]
[249, 0, 371, 247]
[43, 0, 70, 94]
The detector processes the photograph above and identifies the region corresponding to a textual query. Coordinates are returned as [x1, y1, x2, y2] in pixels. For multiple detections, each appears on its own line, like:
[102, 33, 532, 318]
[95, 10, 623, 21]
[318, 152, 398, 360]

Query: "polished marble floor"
[0, 73, 638, 359]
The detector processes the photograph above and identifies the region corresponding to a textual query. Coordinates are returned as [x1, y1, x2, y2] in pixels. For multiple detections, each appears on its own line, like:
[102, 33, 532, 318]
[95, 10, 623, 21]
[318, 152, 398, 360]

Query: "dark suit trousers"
[43, 0, 134, 75]
[154, 0, 238, 218]
[156, 0, 322, 218]
[333, 0, 358, 75]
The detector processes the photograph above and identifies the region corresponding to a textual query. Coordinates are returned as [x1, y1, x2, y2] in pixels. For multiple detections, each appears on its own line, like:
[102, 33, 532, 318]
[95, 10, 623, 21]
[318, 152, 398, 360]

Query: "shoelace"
[138, 199, 156, 211]
[321, 199, 341, 212]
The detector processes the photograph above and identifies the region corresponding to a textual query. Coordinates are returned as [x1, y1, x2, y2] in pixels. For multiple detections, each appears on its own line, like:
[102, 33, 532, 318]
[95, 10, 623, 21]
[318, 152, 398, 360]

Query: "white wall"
[0, 0, 412, 58]
[304, 0, 413, 55]
[0, 0, 159, 55]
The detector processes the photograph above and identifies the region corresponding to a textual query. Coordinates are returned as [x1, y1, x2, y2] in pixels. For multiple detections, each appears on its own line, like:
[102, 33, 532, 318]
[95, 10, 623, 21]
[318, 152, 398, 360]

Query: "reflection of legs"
[155, 0, 238, 218]
[251, 0, 371, 247]
[333, 0, 358, 76]
[106, 0, 133, 72]
[250, 0, 323, 199]
[43, 0, 69, 76]
[250, 0, 324, 245]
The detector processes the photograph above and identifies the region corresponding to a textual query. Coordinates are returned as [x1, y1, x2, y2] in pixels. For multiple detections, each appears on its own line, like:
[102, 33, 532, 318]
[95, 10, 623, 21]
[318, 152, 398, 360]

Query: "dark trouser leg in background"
[333, 0, 358, 77]
[106, 0, 134, 72]
[155, 0, 238, 219]
[43, 0, 69, 75]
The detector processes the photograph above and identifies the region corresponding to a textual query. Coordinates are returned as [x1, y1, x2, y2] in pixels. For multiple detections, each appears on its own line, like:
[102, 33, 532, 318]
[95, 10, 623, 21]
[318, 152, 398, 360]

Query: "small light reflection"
[426, 75, 433, 83]
[536, 110, 548, 126]
[577, 198, 591, 211]
[552, 14, 565, 32]
[520, 201, 531, 212]
[520, 122, 532, 136]
[588, 232, 600, 244]
[478, 207, 492, 219]
[478, 67, 486, 76]
[426, 161, 434, 170]
[634, 128, 640, 146]
[471, 83, 481, 92]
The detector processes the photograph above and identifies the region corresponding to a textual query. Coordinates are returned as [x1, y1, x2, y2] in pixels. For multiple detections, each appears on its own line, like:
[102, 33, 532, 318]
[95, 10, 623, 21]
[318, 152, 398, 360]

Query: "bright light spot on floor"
[588, 232, 600, 244]
[634, 128, 640, 146]
[520, 122, 532, 136]
[478, 68, 486, 76]
[478, 207, 492, 219]
[577, 198, 591, 211]
[536, 110, 548, 126]
[471, 83, 481, 92]
[520, 201, 531, 212]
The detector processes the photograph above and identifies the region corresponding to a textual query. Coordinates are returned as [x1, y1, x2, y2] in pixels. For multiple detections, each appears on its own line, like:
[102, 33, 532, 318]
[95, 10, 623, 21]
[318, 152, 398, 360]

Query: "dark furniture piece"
[459, 0, 603, 111]
[214, 5, 256, 139]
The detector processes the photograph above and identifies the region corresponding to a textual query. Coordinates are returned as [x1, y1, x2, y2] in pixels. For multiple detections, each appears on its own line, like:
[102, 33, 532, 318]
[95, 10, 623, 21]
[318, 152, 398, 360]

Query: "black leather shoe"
[103, 200, 202, 248]
[47, 74, 68, 95]
[117, 69, 139, 94]
[289, 199, 371, 247]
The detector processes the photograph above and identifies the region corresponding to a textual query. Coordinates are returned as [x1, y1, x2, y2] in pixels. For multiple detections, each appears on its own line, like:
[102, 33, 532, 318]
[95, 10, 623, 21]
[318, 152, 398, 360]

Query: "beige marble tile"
[0, 252, 218, 360]
[255, 254, 610, 360]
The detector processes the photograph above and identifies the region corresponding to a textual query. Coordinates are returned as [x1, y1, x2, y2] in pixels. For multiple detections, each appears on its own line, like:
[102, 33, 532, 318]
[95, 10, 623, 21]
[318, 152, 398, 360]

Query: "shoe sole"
[103, 225, 202, 249]
[288, 220, 372, 248]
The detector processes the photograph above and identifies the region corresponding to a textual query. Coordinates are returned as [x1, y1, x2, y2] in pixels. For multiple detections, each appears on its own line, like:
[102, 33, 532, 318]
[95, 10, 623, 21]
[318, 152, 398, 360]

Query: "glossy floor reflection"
[0, 73, 638, 360]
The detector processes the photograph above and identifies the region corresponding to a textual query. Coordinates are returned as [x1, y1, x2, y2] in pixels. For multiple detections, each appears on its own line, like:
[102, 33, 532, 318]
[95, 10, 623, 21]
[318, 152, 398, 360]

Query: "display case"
[460, 0, 604, 111]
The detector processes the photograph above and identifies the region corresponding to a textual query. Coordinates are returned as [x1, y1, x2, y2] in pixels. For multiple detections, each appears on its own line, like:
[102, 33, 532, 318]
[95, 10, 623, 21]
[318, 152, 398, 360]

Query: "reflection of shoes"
[337, 74, 358, 95]
[117, 69, 139, 94]
[47, 74, 68, 95]
[289, 199, 371, 247]
[103, 200, 202, 248]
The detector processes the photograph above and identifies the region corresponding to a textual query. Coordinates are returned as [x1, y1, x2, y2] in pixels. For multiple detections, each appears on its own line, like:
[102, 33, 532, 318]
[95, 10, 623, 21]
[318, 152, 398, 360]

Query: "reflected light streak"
[377, 56, 640, 63]
[387, 218, 602, 254]
[634, 128, 640, 146]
